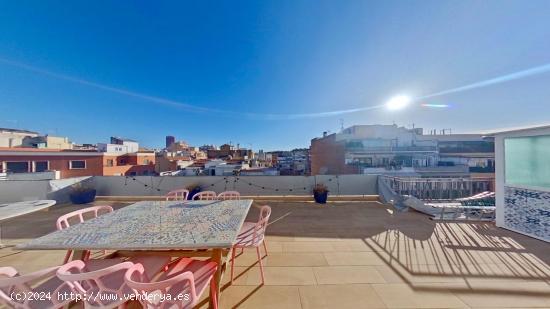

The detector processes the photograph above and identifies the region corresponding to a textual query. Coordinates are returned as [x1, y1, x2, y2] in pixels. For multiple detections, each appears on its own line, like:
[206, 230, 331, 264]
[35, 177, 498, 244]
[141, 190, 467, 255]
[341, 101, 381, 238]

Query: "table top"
[0, 200, 57, 222]
[17, 200, 252, 251]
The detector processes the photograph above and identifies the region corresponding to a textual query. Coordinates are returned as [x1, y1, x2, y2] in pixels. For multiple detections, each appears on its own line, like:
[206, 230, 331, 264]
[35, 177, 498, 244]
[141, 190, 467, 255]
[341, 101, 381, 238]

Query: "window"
[6, 161, 29, 173]
[69, 160, 86, 169]
[106, 159, 114, 167]
[143, 159, 150, 165]
[505, 135, 550, 189]
[35, 161, 49, 172]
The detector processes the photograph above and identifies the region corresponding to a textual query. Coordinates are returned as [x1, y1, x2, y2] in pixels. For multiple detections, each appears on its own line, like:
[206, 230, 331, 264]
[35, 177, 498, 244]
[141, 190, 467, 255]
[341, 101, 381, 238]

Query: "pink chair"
[0, 266, 73, 309]
[230, 205, 271, 285]
[217, 191, 241, 200]
[56, 205, 114, 263]
[125, 258, 218, 309]
[57, 256, 170, 309]
[192, 191, 217, 201]
[165, 189, 190, 201]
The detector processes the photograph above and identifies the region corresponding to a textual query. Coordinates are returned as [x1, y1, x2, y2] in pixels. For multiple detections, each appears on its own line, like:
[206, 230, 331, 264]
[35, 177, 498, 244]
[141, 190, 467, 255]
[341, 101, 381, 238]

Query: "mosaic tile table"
[18, 199, 253, 307]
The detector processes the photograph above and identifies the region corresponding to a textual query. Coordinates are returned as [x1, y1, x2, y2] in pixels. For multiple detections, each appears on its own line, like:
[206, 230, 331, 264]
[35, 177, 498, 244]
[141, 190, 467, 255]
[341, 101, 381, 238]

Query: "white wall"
[98, 142, 138, 154]
[0, 175, 378, 203]
[93, 175, 378, 197]
[0, 180, 50, 202]
[6, 171, 58, 181]
[0, 176, 91, 203]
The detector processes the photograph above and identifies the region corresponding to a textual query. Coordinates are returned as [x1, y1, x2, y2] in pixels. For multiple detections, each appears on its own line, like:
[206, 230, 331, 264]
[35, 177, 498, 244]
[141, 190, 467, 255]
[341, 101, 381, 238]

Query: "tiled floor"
[1, 201, 549, 308]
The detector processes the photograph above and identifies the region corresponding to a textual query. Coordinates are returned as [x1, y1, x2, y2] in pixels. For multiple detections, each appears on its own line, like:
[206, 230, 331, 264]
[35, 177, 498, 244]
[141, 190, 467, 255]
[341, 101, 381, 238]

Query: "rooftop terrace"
[1, 200, 549, 308]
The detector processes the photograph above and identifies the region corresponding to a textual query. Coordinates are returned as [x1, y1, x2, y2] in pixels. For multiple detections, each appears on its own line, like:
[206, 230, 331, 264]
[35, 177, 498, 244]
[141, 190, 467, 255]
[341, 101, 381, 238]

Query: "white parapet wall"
[5, 171, 59, 181]
[0, 176, 91, 203]
[0, 175, 379, 203]
[93, 175, 379, 197]
[0, 180, 51, 202]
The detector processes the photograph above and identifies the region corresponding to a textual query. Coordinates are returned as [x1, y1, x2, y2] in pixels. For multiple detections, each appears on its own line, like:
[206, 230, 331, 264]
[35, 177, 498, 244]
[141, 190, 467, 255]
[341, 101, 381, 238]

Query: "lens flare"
[421, 103, 450, 108]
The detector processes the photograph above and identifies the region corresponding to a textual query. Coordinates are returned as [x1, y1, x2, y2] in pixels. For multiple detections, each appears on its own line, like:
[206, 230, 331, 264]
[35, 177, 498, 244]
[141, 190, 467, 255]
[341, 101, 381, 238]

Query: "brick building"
[0, 148, 156, 178]
[310, 125, 495, 177]
[310, 133, 356, 175]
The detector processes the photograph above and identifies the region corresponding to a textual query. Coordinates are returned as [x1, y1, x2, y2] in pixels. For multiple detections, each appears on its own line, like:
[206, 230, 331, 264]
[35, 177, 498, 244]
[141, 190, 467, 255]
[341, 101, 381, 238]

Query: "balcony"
[0, 176, 549, 308]
[469, 166, 496, 173]
[345, 145, 438, 153]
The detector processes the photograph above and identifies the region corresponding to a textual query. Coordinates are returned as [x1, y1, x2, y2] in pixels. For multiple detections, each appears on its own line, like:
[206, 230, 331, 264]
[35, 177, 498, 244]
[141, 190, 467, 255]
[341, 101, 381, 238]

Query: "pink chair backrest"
[254, 205, 271, 240]
[217, 191, 241, 200]
[124, 263, 198, 309]
[57, 260, 134, 307]
[165, 189, 190, 201]
[235, 205, 271, 246]
[56, 205, 114, 230]
[0, 266, 69, 309]
[193, 191, 217, 200]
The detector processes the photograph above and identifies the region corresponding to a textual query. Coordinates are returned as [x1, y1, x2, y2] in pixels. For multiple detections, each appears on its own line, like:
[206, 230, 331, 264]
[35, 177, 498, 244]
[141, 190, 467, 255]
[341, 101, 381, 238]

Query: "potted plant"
[69, 183, 97, 204]
[186, 183, 202, 200]
[312, 183, 329, 204]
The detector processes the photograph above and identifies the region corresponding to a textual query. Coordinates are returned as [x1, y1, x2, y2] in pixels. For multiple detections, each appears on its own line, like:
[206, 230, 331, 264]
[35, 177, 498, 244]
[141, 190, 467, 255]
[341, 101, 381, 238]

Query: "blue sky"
[1, 1, 550, 150]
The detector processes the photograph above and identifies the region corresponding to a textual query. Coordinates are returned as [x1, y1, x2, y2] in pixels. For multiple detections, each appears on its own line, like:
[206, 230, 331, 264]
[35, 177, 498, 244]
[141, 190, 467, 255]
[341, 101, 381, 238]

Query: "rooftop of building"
[0, 147, 97, 153]
[1, 199, 549, 308]
[483, 123, 550, 136]
[0, 127, 40, 135]
[111, 136, 139, 143]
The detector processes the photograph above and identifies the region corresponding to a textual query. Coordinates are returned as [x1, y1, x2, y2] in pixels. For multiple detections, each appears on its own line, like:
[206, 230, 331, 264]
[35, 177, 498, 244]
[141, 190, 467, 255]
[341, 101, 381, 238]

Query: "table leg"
[210, 249, 223, 308]
[72, 250, 87, 261]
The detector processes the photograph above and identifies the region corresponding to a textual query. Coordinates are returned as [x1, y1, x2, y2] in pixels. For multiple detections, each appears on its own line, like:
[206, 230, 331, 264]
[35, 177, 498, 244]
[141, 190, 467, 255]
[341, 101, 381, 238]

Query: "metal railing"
[380, 175, 494, 201]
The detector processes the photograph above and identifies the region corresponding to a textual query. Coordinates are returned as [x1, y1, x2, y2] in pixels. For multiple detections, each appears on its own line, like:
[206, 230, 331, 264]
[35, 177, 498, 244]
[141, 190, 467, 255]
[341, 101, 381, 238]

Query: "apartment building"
[0, 128, 39, 148]
[155, 154, 194, 173]
[0, 148, 104, 178]
[0, 147, 156, 178]
[165, 135, 176, 148]
[268, 149, 310, 175]
[207, 144, 253, 160]
[22, 135, 73, 149]
[310, 124, 494, 177]
[97, 137, 139, 154]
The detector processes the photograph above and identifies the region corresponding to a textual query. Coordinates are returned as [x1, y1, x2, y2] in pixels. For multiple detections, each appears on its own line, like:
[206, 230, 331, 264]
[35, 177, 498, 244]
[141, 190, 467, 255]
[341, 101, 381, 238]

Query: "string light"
[124, 175, 338, 195]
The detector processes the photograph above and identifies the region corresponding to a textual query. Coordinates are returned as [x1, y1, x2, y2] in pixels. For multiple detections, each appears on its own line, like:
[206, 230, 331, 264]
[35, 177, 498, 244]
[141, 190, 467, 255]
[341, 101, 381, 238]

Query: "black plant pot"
[187, 188, 201, 200]
[70, 189, 97, 204]
[313, 191, 328, 204]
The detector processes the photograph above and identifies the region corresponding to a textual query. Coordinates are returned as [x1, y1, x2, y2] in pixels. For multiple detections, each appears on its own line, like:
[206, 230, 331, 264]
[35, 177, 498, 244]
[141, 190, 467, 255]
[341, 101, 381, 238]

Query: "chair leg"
[230, 247, 237, 284]
[256, 247, 265, 285]
[63, 250, 72, 264]
[83, 250, 91, 261]
[210, 277, 218, 309]
[262, 240, 268, 257]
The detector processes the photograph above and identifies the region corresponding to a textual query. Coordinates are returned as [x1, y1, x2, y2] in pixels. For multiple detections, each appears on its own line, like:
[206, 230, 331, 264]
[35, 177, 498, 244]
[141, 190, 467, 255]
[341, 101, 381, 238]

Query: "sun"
[386, 95, 412, 110]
